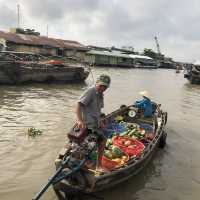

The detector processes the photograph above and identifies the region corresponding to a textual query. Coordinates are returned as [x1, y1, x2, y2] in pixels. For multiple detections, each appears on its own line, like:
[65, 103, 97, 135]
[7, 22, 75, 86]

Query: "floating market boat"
[184, 61, 200, 84]
[45, 104, 168, 200]
[0, 60, 89, 84]
[130, 55, 158, 69]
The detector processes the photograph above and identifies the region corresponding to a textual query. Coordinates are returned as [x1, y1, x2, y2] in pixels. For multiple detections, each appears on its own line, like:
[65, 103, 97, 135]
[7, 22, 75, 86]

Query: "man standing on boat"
[75, 74, 111, 170]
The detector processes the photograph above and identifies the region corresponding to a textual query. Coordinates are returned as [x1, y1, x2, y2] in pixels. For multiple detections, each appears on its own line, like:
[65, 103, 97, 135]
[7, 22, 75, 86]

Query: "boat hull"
[184, 65, 200, 84]
[0, 61, 89, 84]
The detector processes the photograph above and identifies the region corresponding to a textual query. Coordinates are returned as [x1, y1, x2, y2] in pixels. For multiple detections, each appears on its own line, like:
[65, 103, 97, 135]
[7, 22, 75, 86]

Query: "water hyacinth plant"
[27, 127, 42, 137]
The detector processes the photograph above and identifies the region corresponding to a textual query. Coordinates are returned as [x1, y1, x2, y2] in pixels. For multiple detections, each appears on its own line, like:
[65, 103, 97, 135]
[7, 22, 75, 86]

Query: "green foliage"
[27, 127, 42, 137]
[143, 48, 158, 59]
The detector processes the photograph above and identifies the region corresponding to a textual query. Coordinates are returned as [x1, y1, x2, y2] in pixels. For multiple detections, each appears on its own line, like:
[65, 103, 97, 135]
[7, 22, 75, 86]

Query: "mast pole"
[17, 4, 20, 28]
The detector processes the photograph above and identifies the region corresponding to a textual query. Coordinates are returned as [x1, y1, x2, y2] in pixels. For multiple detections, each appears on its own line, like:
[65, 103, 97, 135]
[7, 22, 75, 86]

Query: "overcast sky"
[0, 0, 200, 62]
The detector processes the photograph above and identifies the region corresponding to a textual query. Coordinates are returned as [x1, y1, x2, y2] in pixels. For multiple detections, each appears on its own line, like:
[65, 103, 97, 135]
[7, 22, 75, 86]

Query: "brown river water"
[0, 68, 200, 200]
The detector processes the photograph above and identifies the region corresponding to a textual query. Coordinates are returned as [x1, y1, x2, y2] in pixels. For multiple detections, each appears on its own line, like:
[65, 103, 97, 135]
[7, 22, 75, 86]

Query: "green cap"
[96, 74, 111, 87]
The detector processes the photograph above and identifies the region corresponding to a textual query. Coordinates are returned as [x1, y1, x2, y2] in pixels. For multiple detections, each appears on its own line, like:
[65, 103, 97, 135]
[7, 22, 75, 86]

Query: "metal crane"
[154, 36, 161, 55]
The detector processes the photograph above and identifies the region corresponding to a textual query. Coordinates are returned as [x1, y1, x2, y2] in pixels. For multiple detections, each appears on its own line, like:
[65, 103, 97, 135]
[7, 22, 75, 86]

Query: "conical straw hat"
[139, 90, 150, 98]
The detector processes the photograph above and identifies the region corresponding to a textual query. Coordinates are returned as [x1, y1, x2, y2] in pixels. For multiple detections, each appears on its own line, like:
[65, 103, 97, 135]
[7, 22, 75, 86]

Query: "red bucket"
[112, 136, 145, 157]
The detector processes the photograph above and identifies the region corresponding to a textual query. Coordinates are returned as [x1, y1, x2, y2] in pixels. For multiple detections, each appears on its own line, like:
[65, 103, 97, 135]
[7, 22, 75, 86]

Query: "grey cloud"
[1, 0, 200, 61]
[0, 5, 17, 28]
[22, 0, 101, 21]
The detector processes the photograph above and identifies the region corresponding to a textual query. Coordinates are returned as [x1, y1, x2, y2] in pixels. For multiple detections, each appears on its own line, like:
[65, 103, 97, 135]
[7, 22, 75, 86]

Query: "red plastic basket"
[101, 155, 119, 170]
[112, 136, 145, 157]
[101, 152, 129, 170]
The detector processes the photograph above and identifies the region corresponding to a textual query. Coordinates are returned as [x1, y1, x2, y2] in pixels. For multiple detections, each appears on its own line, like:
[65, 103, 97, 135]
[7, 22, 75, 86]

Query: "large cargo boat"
[0, 60, 89, 84]
[0, 50, 89, 84]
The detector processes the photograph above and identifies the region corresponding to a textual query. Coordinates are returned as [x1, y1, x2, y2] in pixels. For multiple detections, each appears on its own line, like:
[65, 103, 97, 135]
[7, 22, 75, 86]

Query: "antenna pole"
[17, 4, 20, 28]
[47, 25, 49, 37]
[154, 36, 161, 55]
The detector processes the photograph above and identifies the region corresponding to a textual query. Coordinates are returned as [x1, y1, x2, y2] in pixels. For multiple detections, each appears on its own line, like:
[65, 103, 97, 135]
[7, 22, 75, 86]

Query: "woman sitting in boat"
[75, 74, 111, 170]
[134, 91, 154, 117]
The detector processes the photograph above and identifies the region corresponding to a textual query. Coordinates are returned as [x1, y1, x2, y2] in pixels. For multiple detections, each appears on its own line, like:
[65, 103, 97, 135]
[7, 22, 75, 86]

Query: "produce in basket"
[111, 146, 124, 158]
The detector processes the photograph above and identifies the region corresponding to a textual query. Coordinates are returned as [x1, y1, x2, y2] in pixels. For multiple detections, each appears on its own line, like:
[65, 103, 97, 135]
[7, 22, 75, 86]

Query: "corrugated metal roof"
[87, 50, 132, 58]
[0, 30, 88, 51]
[87, 50, 154, 60]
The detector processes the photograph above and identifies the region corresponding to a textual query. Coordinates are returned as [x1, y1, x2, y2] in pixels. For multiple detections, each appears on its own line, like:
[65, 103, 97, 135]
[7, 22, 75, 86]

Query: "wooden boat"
[184, 63, 200, 84]
[157, 60, 176, 69]
[52, 104, 168, 200]
[0, 60, 89, 84]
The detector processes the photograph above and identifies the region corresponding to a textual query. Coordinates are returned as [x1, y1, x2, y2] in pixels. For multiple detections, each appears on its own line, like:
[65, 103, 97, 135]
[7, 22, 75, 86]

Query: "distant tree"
[143, 48, 157, 59]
